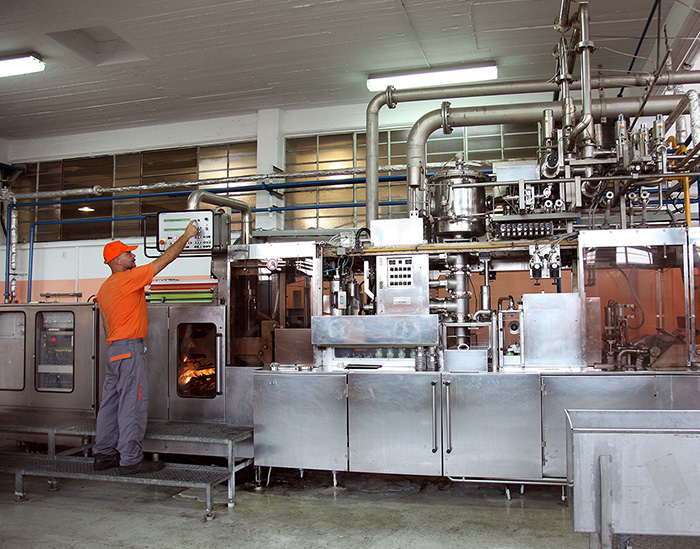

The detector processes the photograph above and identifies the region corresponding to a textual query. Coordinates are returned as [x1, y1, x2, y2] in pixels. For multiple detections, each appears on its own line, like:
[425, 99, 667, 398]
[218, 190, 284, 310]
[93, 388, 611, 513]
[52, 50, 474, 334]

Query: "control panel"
[157, 210, 229, 253]
[376, 254, 430, 315]
[387, 257, 414, 287]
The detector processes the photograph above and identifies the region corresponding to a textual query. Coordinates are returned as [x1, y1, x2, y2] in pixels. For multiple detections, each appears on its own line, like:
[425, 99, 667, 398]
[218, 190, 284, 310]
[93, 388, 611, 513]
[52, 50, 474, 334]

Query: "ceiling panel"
[0, 0, 696, 140]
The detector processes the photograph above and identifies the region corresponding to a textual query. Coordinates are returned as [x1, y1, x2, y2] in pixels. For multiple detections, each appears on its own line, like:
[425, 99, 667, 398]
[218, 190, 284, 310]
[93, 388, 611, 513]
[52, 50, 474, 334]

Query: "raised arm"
[152, 220, 198, 276]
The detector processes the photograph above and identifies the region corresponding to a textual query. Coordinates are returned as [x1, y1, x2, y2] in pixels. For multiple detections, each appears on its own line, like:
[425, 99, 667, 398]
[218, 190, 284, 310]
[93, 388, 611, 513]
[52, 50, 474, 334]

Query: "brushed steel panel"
[0, 310, 26, 392]
[348, 372, 442, 475]
[655, 374, 700, 409]
[541, 374, 656, 478]
[369, 217, 425, 246]
[568, 410, 700, 535]
[578, 227, 687, 248]
[144, 306, 169, 420]
[443, 373, 542, 480]
[225, 366, 259, 428]
[312, 314, 438, 346]
[253, 371, 348, 470]
[522, 293, 583, 368]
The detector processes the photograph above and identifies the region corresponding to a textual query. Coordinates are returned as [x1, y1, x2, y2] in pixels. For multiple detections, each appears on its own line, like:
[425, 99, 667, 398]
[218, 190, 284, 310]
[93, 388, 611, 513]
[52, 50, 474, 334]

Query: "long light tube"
[0, 54, 45, 78]
[367, 65, 497, 92]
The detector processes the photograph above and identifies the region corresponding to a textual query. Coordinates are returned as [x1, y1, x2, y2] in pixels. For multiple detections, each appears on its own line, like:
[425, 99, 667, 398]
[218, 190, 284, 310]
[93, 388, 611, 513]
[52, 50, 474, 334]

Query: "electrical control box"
[376, 254, 430, 314]
[157, 210, 230, 253]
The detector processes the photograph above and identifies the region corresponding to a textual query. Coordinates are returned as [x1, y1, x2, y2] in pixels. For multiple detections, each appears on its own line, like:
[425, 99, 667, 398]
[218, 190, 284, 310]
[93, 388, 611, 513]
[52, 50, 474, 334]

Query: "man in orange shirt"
[93, 220, 198, 475]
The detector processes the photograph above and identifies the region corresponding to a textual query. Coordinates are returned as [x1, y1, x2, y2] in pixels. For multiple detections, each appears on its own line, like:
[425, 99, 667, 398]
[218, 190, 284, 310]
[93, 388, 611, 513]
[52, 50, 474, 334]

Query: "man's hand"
[152, 219, 200, 275]
[184, 220, 198, 240]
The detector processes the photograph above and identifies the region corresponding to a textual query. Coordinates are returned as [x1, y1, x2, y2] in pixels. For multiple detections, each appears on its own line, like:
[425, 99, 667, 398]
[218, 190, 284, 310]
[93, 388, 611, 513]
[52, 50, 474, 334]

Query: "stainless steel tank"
[428, 163, 488, 239]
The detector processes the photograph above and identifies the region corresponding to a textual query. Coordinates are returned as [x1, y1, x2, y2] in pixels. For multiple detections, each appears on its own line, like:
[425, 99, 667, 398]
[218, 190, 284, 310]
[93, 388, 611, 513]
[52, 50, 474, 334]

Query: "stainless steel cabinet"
[348, 372, 442, 475]
[254, 371, 348, 471]
[0, 303, 97, 411]
[541, 374, 657, 478]
[442, 373, 542, 480]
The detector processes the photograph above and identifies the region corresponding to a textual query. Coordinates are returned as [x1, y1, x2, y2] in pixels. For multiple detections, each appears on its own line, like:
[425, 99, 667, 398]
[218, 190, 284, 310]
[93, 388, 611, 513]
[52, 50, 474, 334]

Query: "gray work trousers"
[93, 338, 148, 467]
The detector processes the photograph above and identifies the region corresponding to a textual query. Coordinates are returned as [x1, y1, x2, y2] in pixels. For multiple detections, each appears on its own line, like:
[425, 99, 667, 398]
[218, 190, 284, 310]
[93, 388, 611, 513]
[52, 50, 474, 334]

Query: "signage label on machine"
[157, 210, 214, 252]
[393, 297, 412, 305]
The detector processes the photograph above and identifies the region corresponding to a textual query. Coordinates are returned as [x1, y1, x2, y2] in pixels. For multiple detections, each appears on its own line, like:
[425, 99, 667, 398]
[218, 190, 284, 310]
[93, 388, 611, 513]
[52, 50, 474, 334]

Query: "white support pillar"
[256, 109, 285, 230]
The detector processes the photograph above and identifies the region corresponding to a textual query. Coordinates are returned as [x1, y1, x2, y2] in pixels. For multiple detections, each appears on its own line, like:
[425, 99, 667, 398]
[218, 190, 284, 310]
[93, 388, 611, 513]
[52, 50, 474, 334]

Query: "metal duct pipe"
[407, 95, 688, 191]
[187, 190, 251, 245]
[555, 0, 574, 32]
[452, 254, 469, 346]
[688, 89, 700, 146]
[365, 71, 700, 221]
[575, 2, 595, 157]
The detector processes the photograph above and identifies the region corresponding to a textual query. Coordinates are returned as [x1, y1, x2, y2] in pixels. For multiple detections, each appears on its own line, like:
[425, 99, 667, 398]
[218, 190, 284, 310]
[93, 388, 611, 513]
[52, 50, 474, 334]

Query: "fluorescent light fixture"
[0, 54, 45, 78]
[367, 65, 498, 92]
[78, 206, 95, 212]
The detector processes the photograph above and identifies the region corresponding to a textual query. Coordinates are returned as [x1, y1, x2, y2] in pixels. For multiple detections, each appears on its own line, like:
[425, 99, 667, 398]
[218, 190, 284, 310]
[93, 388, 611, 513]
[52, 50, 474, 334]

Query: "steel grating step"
[0, 454, 230, 489]
[0, 409, 253, 447]
[0, 409, 93, 433]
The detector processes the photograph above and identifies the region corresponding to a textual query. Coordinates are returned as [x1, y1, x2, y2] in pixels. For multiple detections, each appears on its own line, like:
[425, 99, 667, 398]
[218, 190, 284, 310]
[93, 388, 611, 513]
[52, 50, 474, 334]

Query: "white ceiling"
[0, 0, 696, 140]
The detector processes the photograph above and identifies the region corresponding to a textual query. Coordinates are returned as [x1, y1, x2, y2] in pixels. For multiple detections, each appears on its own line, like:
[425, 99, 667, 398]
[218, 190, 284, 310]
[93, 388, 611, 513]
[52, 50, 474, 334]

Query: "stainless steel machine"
[2, 2, 700, 519]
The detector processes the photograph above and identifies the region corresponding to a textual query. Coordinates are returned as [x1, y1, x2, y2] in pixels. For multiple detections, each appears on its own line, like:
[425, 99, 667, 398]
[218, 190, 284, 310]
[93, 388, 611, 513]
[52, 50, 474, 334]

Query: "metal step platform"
[0, 408, 254, 516]
[0, 453, 229, 518]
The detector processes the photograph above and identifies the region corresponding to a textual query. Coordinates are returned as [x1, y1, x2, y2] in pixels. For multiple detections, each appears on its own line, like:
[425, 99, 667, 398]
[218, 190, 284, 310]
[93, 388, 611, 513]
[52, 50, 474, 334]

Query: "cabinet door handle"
[216, 332, 223, 395]
[431, 380, 439, 453]
[444, 380, 452, 454]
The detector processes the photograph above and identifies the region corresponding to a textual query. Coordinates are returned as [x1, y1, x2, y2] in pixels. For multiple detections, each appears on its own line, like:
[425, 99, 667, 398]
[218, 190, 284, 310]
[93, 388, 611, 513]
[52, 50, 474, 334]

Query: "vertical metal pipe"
[578, 2, 595, 157]
[684, 177, 692, 226]
[453, 254, 468, 346]
[677, 116, 689, 145]
[687, 89, 700, 146]
[555, 0, 574, 32]
[186, 190, 251, 245]
[365, 93, 387, 223]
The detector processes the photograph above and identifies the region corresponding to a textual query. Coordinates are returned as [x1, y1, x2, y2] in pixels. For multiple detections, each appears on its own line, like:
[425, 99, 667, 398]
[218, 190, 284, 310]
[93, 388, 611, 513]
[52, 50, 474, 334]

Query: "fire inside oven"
[177, 322, 217, 398]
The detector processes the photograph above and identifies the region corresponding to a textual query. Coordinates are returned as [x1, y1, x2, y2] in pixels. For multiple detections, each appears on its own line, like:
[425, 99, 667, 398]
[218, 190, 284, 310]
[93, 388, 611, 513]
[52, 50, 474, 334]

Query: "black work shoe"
[119, 459, 164, 476]
[93, 453, 120, 471]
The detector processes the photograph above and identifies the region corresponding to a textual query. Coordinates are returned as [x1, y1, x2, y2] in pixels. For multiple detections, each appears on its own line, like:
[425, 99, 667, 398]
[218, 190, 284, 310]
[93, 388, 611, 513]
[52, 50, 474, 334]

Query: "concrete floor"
[0, 464, 589, 549]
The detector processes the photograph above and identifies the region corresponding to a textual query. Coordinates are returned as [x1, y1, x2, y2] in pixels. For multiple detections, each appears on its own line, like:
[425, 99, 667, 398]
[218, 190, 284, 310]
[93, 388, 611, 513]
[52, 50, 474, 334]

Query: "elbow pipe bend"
[187, 190, 251, 245]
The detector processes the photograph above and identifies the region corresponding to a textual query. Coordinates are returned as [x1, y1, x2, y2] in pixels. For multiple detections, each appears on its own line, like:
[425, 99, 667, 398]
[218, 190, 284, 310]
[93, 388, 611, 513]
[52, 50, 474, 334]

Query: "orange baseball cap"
[103, 241, 137, 264]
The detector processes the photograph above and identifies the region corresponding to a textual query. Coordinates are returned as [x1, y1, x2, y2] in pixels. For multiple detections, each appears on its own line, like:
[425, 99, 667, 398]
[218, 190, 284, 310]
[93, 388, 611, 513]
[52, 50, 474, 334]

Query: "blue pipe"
[22, 200, 409, 303]
[5, 174, 410, 300]
[617, 0, 659, 98]
[26, 216, 145, 303]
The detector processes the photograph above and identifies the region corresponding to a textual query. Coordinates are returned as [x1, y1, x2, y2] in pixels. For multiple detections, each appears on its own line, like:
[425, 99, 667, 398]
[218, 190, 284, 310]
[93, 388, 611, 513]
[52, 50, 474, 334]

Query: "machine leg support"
[254, 466, 263, 491]
[14, 473, 27, 502]
[203, 485, 216, 521]
[47, 477, 58, 491]
[227, 441, 235, 507]
[505, 485, 511, 501]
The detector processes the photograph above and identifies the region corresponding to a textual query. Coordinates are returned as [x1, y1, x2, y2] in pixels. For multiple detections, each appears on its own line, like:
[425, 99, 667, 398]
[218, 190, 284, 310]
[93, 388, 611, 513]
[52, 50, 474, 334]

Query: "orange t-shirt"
[97, 263, 154, 344]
